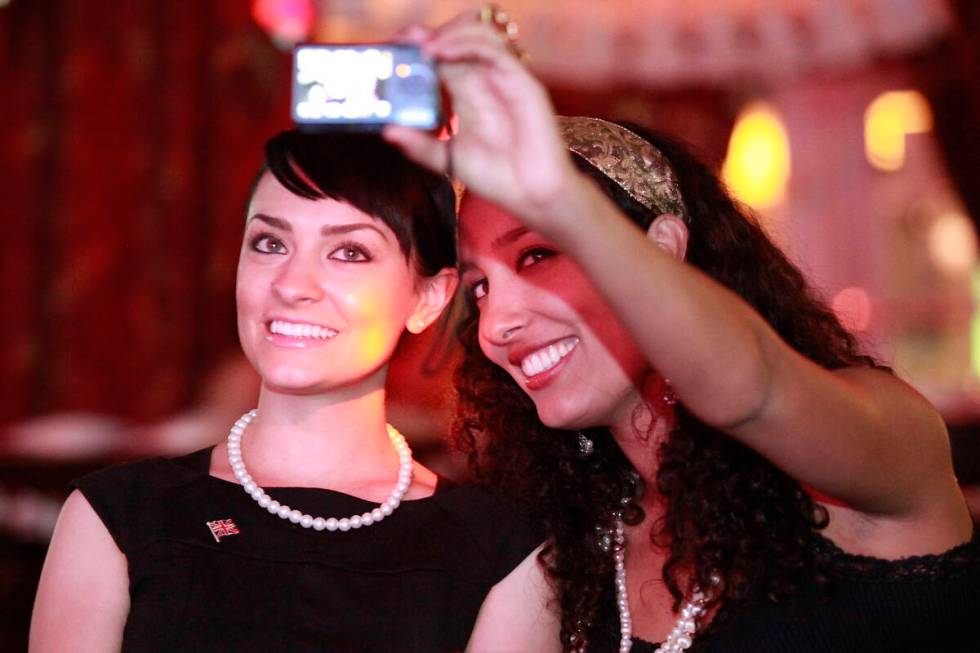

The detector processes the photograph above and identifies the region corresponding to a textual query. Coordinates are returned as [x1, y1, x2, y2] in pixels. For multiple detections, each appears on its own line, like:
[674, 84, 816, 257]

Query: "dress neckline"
[178, 445, 451, 505]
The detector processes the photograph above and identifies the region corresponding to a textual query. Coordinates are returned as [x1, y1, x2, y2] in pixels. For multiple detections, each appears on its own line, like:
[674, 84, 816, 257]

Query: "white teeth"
[269, 320, 337, 340]
[520, 338, 578, 377]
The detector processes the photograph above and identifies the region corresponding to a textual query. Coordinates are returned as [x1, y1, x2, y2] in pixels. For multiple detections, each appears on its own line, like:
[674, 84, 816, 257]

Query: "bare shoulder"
[30, 490, 129, 652]
[466, 544, 562, 653]
[406, 461, 440, 499]
[824, 368, 973, 556]
[832, 366, 940, 416]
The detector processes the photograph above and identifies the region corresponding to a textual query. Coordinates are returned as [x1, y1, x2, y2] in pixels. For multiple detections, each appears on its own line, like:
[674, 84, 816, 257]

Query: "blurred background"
[1, 0, 979, 647]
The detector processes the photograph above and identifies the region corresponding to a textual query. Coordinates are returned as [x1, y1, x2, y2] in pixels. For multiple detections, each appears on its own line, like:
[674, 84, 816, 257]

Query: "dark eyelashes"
[464, 246, 556, 301]
[331, 239, 372, 262]
[246, 232, 372, 262]
[249, 231, 285, 253]
[516, 246, 556, 271]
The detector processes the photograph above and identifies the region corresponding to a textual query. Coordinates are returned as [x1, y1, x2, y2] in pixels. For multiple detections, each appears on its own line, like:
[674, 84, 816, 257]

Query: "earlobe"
[407, 268, 459, 334]
[645, 214, 689, 261]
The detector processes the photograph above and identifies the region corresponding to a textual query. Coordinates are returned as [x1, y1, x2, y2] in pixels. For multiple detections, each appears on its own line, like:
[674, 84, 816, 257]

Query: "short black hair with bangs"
[250, 129, 457, 277]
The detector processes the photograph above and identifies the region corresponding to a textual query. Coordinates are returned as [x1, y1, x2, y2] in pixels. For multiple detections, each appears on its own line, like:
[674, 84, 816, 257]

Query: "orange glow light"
[832, 287, 872, 333]
[864, 90, 932, 171]
[722, 102, 791, 210]
[928, 210, 978, 275]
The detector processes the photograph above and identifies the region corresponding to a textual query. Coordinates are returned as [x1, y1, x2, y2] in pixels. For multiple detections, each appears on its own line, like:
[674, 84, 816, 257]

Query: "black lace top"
[593, 530, 980, 652]
[71, 447, 542, 653]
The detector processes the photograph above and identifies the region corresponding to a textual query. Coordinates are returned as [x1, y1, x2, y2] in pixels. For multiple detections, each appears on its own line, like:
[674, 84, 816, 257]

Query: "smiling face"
[458, 194, 651, 430]
[237, 172, 425, 397]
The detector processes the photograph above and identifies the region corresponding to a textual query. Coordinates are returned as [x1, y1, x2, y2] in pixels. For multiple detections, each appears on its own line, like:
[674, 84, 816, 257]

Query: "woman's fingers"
[426, 22, 523, 70]
[382, 125, 449, 175]
[390, 23, 432, 45]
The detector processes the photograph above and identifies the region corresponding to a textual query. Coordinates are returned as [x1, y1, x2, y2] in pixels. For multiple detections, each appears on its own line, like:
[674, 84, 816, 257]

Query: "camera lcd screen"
[292, 44, 441, 130]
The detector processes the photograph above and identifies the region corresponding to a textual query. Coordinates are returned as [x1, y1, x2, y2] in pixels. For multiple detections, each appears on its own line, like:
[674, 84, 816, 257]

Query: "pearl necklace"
[226, 409, 414, 531]
[611, 513, 707, 653]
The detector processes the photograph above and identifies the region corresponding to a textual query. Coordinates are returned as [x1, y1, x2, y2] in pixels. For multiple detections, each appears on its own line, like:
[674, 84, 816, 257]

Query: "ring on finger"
[479, 4, 529, 63]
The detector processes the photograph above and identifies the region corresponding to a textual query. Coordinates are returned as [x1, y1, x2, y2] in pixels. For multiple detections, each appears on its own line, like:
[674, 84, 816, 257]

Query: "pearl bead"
[226, 410, 414, 535]
[608, 512, 707, 653]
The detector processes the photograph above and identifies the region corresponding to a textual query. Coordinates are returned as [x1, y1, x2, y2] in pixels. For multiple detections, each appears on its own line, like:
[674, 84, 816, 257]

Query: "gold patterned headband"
[556, 116, 688, 221]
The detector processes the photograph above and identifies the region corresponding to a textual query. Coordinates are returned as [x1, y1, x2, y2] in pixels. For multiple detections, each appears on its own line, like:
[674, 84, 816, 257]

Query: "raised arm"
[385, 13, 971, 549]
[542, 179, 968, 539]
[30, 490, 129, 653]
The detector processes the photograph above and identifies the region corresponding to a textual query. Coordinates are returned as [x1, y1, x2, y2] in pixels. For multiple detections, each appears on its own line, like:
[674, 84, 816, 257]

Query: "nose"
[479, 283, 529, 346]
[271, 253, 325, 305]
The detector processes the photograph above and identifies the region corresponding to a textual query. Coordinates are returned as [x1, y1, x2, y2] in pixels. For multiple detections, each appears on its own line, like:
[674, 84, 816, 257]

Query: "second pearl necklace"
[227, 409, 414, 531]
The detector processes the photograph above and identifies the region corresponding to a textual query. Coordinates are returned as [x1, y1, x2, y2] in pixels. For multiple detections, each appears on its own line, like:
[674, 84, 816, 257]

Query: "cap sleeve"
[69, 456, 190, 554]
[435, 485, 544, 586]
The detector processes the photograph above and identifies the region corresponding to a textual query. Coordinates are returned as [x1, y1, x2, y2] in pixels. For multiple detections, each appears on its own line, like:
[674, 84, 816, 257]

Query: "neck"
[608, 402, 673, 482]
[239, 383, 396, 488]
[608, 376, 676, 527]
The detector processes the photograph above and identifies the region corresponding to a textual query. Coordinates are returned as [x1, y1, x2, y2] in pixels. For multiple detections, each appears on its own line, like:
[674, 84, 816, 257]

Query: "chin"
[262, 377, 329, 396]
[254, 363, 327, 394]
[532, 400, 597, 432]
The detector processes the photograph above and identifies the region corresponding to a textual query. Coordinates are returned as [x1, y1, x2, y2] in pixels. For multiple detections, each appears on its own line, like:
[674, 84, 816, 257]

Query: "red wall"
[0, 0, 291, 423]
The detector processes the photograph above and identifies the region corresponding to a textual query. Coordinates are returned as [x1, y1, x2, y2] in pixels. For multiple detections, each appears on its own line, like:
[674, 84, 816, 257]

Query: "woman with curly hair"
[385, 10, 980, 652]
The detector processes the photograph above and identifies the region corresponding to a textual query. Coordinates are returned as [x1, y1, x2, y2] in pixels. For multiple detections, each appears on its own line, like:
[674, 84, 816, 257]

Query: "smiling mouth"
[520, 337, 579, 378]
[268, 320, 338, 340]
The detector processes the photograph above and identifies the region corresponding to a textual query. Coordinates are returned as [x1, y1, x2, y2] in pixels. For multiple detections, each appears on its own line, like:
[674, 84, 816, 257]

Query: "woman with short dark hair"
[30, 130, 559, 652]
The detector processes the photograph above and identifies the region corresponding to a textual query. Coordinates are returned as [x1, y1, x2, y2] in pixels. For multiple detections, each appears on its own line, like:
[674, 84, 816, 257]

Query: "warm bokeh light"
[252, 0, 316, 46]
[864, 90, 932, 171]
[395, 63, 412, 78]
[971, 269, 980, 380]
[832, 286, 873, 333]
[929, 210, 979, 275]
[722, 101, 791, 210]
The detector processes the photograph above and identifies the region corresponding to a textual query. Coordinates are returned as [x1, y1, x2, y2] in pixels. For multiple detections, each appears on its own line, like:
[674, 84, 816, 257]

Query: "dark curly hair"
[452, 124, 885, 650]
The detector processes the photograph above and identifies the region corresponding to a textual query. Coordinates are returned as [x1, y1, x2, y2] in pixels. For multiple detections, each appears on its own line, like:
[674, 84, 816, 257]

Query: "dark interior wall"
[0, 0, 290, 424]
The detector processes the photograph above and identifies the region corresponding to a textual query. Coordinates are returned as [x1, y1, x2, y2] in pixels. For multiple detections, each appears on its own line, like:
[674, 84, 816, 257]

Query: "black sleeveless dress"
[589, 530, 980, 652]
[72, 447, 542, 653]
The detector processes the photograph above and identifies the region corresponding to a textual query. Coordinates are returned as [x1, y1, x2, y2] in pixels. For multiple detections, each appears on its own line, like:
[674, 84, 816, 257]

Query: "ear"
[406, 268, 460, 334]
[646, 213, 689, 261]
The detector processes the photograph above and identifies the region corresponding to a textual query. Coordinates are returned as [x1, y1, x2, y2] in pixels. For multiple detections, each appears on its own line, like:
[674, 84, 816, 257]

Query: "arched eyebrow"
[458, 226, 530, 274]
[248, 213, 290, 230]
[321, 223, 389, 241]
[247, 213, 389, 241]
[490, 227, 528, 250]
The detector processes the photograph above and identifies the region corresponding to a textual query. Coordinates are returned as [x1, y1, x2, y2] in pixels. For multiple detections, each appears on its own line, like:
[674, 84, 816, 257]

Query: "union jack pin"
[206, 518, 240, 542]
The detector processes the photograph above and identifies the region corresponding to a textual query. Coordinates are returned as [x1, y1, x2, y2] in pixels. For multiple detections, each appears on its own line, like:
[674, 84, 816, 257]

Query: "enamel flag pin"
[206, 518, 240, 542]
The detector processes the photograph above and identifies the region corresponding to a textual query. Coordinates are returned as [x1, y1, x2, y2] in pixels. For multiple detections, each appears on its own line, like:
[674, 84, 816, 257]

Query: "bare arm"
[30, 490, 129, 653]
[545, 179, 968, 538]
[385, 14, 971, 549]
[467, 544, 561, 653]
